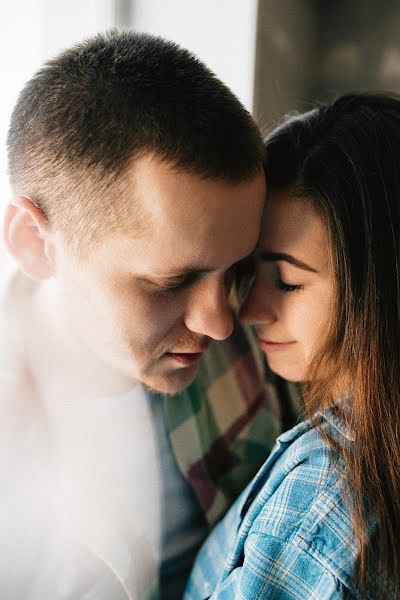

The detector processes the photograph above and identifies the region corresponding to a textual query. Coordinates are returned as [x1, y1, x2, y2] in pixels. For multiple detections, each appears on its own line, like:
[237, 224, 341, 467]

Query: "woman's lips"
[258, 338, 296, 353]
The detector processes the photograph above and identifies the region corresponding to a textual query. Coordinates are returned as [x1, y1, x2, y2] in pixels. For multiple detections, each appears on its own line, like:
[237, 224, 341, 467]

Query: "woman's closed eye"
[274, 278, 304, 293]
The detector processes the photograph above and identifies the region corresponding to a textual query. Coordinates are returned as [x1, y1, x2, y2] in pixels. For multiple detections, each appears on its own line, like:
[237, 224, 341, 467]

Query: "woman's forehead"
[261, 192, 330, 272]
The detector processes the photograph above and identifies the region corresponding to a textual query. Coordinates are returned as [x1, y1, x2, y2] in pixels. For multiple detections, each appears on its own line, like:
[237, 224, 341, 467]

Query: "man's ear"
[3, 196, 55, 281]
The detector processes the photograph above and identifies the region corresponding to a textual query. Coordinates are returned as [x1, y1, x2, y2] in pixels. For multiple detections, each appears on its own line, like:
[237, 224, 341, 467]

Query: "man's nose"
[184, 279, 234, 341]
[239, 276, 275, 326]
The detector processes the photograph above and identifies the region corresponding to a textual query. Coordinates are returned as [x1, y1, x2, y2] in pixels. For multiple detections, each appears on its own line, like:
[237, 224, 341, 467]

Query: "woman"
[185, 93, 400, 599]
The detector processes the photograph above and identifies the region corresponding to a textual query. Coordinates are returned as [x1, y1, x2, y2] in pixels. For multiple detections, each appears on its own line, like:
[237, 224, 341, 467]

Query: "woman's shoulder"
[185, 411, 368, 599]
[255, 407, 351, 495]
[248, 410, 358, 588]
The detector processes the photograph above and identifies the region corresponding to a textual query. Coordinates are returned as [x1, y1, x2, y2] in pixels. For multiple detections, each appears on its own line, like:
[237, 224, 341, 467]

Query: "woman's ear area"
[3, 196, 55, 281]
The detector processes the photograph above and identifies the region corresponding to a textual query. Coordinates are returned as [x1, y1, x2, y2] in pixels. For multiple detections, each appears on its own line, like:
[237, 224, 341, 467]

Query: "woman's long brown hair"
[264, 93, 400, 597]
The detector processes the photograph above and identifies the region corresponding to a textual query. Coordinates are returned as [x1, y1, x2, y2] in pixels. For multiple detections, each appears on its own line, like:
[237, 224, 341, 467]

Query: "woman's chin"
[266, 356, 306, 383]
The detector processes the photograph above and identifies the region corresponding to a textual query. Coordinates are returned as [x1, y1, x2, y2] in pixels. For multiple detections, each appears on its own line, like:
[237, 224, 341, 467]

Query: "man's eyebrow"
[259, 251, 318, 273]
[155, 255, 253, 277]
[153, 266, 215, 277]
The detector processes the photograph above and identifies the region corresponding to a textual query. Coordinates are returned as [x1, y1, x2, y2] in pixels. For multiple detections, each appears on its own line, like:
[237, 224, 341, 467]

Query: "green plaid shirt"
[163, 321, 302, 527]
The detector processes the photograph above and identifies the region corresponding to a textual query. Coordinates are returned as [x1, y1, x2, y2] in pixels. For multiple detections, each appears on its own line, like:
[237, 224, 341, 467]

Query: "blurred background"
[1, 0, 399, 223]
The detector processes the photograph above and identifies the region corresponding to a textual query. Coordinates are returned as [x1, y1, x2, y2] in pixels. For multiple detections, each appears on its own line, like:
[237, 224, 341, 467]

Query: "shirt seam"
[246, 530, 352, 594]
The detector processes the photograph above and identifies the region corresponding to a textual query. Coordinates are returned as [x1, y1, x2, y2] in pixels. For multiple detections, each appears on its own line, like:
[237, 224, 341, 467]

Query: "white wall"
[0, 0, 42, 204]
[129, 0, 259, 110]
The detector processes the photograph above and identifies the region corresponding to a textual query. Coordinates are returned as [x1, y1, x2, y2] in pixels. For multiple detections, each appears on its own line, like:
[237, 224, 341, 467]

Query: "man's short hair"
[7, 29, 264, 251]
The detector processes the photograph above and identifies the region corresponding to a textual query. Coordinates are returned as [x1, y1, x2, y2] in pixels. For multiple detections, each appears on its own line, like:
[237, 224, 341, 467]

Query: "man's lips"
[258, 338, 296, 353]
[168, 352, 204, 366]
[166, 344, 210, 367]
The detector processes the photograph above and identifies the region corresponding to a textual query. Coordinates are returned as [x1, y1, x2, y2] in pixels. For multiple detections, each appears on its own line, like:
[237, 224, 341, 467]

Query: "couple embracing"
[2, 30, 398, 599]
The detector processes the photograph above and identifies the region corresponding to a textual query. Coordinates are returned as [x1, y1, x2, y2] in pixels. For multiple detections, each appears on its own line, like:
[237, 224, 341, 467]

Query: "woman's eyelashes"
[274, 278, 304, 293]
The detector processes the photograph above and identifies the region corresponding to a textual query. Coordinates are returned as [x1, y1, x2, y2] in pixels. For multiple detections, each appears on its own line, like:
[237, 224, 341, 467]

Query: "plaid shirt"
[184, 409, 383, 600]
[163, 321, 301, 526]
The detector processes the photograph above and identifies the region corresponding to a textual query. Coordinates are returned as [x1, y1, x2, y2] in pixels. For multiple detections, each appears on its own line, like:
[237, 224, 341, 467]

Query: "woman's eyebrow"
[259, 251, 318, 273]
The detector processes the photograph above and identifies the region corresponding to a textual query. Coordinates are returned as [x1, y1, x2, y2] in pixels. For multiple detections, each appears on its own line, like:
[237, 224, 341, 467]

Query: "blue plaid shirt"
[185, 409, 382, 599]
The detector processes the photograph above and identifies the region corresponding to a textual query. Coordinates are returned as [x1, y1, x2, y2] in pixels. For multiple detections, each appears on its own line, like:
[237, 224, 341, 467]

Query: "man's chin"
[140, 363, 200, 396]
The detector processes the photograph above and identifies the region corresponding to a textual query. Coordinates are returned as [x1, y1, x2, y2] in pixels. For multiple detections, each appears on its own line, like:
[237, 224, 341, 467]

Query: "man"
[1, 30, 299, 598]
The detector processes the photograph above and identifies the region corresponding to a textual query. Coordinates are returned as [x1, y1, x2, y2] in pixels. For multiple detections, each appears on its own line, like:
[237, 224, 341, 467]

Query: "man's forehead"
[129, 153, 265, 213]
[90, 157, 265, 273]
[86, 218, 256, 279]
